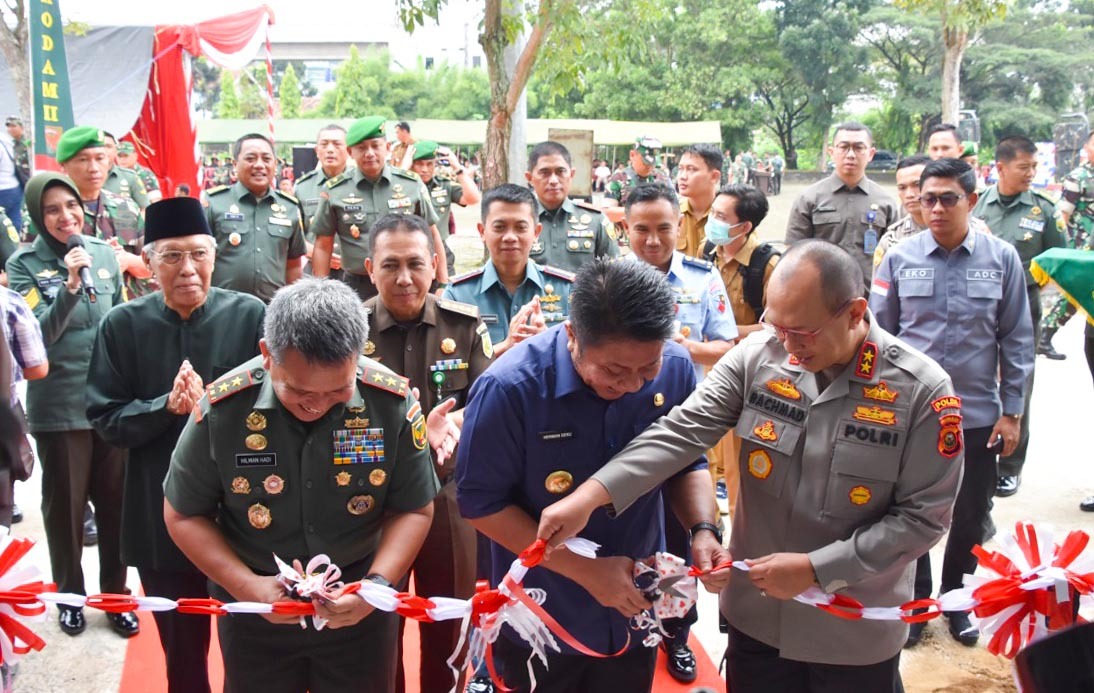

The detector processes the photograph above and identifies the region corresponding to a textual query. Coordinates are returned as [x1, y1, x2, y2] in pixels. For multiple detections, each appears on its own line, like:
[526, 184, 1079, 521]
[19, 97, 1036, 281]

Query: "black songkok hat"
[144, 197, 213, 245]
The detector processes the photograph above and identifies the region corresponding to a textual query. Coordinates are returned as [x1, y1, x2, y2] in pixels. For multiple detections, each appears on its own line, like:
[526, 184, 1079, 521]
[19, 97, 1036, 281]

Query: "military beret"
[144, 197, 213, 245]
[633, 135, 662, 165]
[4, 115, 22, 127]
[961, 141, 978, 158]
[413, 141, 439, 161]
[56, 126, 108, 163]
[117, 141, 135, 155]
[346, 116, 387, 147]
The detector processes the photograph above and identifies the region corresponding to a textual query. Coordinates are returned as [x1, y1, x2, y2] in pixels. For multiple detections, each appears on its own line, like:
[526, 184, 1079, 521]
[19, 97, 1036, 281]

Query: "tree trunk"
[815, 123, 831, 172]
[940, 27, 967, 125]
[0, 0, 31, 121]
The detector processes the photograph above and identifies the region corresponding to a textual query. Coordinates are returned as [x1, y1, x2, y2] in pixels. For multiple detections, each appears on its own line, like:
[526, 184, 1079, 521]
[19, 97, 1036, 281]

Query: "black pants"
[138, 568, 212, 693]
[727, 625, 904, 693]
[35, 429, 126, 594]
[1000, 284, 1040, 476]
[217, 591, 400, 693]
[493, 635, 657, 693]
[1086, 330, 1094, 386]
[340, 271, 378, 302]
[914, 426, 996, 598]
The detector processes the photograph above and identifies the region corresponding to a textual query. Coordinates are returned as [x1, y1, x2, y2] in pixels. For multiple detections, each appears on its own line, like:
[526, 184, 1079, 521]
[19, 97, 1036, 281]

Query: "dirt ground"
[11, 180, 1091, 692]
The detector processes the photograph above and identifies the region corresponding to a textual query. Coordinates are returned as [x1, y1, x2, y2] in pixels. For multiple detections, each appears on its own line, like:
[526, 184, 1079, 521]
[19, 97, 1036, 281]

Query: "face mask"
[706, 217, 749, 246]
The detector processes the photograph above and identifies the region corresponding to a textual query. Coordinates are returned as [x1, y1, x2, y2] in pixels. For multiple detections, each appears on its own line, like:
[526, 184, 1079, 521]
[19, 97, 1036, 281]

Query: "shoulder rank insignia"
[206, 368, 263, 405]
[436, 298, 480, 319]
[854, 340, 878, 380]
[542, 265, 576, 282]
[863, 381, 898, 403]
[450, 267, 485, 284]
[391, 167, 421, 182]
[361, 366, 409, 397]
[275, 190, 299, 205]
[206, 185, 229, 196]
[324, 173, 348, 188]
[572, 199, 601, 214]
[681, 255, 714, 271]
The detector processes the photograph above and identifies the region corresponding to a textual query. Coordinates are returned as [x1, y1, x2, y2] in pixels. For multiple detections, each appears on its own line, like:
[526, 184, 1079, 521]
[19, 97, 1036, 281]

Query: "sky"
[64, 0, 387, 27]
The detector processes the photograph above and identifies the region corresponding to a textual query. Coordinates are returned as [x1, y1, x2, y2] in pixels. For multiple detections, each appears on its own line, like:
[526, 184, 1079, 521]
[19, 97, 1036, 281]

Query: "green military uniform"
[0, 207, 18, 270]
[103, 166, 150, 210]
[363, 293, 491, 692]
[530, 196, 618, 273]
[84, 189, 151, 300]
[164, 354, 440, 692]
[425, 176, 463, 275]
[131, 163, 160, 197]
[971, 185, 1065, 478]
[11, 135, 30, 183]
[293, 164, 349, 279]
[443, 262, 575, 345]
[311, 165, 439, 300]
[1042, 161, 1094, 344]
[204, 182, 307, 303]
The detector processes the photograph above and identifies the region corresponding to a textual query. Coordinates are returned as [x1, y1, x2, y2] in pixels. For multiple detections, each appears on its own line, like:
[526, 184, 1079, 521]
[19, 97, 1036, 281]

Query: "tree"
[238, 64, 271, 120]
[279, 63, 302, 118]
[192, 57, 222, 117]
[216, 68, 242, 119]
[319, 45, 388, 118]
[895, 0, 1010, 124]
[0, 0, 29, 119]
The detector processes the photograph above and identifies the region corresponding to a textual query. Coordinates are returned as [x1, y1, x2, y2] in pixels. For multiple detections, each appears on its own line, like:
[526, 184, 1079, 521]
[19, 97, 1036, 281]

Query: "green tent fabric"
[1030, 248, 1094, 326]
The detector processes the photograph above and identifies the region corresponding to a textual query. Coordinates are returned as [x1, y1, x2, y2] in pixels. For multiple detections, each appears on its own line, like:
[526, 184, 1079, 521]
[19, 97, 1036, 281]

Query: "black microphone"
[65, 235, 97, 303]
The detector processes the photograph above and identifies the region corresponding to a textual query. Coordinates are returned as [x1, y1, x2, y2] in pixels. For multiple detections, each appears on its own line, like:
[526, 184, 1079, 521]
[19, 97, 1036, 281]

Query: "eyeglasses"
[919, 193, 967, 209]
[833, 143, 869, 155]
[759, 299, 853, 346]
[152, 249, 212, 265]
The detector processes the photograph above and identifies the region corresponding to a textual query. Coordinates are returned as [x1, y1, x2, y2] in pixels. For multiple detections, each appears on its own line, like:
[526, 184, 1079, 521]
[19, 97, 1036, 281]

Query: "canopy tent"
[197, 118, 724, 148]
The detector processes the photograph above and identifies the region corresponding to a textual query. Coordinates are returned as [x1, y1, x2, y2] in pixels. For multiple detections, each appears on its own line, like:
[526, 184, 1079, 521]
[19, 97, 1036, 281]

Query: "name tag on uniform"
[343, 204, 363, 211]
[387, 198, 412, 210]
[223, 213, 245, 222]
[269, 217, 292, 227]
[431, 189, 448, 198]
[481, 314, 499, 324]
[967, 269, 1002, 281]
[898, 268, 934, 280]
[539, 430, 574, 441]
[236, 453, 277, 467]
[1018, 217, 1044, 232]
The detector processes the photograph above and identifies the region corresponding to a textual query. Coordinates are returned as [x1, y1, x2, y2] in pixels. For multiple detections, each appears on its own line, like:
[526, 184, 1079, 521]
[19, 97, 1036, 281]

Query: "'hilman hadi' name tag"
[236, 453, 277, 468]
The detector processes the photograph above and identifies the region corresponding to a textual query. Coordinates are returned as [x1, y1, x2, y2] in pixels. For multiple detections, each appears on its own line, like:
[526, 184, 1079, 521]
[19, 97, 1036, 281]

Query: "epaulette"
[324, 173, 349, 189]
[391, 167, 421, 182]
[206, 367, 264, 405]
[274, 189, 300, 205]
[450, 267, 485, 284]
[206, 185, 229, 195]
[436, 298, 479, 319]
[681, 255, 714, 271]
[542, 265, 576, 282]
[295, 169, 318, 183]
[572, 199, 602, 214]
[1030, 189, 1058, 207]
[360, 365, 410, 397]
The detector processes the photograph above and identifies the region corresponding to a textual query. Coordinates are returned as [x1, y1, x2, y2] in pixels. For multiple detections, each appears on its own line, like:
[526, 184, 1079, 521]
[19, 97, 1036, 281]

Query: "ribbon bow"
[274, 553, 346, 630]
[632, 552, 699, 647]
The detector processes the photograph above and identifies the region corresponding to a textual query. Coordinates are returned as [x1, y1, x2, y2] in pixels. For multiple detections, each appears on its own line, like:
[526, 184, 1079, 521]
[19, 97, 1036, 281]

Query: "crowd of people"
[0, 111, 1091, 693]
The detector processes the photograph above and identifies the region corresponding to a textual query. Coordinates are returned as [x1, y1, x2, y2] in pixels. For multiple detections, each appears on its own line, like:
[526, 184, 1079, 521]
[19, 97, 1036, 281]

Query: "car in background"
[867, 150, 899, 172]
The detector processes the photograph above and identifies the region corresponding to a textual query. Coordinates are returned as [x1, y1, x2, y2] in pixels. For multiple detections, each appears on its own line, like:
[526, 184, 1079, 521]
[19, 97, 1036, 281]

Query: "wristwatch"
[689, 521, 723, 545]
[362, 573, 393, 589]
[1003, 413, 1023, 421]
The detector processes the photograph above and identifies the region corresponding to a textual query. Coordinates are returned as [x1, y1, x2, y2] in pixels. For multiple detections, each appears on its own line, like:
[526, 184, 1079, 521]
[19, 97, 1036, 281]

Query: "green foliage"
[894, 0, 1009, 32]
[192, 58, 222, 116]
[279, 64, 302, 119]
[216, 68, 242, 119]
[319, 45, 388, 118]
[238, 65, 271, 120]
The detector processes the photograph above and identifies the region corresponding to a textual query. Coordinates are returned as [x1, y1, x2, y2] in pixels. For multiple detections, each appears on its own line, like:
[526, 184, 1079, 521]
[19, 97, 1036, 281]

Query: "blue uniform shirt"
[869, 228, 1034, 429]
[443, 261, 574, 345]
[626, 251, 738, 378]
[455, 325, 706, 655]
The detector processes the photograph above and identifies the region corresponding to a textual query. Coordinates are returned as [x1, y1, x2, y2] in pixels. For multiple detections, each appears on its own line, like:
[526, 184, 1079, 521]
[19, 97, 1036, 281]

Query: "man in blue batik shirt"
[870, 157, 1034, 649]
[456, 259, 730, 692]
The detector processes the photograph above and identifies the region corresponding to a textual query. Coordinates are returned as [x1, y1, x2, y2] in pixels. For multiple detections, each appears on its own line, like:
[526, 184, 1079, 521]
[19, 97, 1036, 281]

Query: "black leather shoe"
[945, 610, 979, 646]
[107, 610, 140, 638]
[1037, 336, 1066, 360]
[663, 638, 698, 683]
[904, 619, 927, 648]
[58, 606, 86, 636]
[10, 505, 21, 524]
[996, 475, 1020, 498]
[465, 675, 495, 693]
[82, 507, 98, 547]
[1081, 496, 1094, 512]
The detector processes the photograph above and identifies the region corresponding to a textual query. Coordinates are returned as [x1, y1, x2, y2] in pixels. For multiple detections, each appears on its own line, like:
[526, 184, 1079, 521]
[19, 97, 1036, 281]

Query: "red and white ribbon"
[274, 553, 350, 630]
[0, 532, 53, 666]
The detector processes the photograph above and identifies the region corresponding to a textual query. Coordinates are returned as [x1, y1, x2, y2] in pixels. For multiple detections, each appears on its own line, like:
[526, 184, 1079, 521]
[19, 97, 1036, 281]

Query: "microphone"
[65, 235, 97, 303]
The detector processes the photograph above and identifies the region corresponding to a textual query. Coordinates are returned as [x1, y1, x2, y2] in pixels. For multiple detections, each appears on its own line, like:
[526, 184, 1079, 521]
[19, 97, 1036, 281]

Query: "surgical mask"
[705, 217, 749, 246]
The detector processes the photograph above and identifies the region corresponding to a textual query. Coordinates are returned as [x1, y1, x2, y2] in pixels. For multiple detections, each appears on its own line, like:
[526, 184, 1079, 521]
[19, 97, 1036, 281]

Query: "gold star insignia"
[386, 376, 397, 387]
[219, 382, 230, 392]
[861, 351, 875, 365]
[230, 376, 243, 387]
[372, 372, 386, 383]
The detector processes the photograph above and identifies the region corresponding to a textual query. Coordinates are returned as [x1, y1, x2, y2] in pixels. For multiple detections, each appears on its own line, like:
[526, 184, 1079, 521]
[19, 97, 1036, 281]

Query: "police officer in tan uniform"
[310, 116, 448, 300]
[362, 213, 491, 693]
[537, 240, 963, 693]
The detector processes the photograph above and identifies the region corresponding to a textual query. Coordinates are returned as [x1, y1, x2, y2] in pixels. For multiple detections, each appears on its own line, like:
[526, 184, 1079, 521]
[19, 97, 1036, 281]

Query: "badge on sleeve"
[411, 414, 427, 450]
[849, 485, 872, 506]
[938, 414, 963, 458]
[748, 450, 773, 480]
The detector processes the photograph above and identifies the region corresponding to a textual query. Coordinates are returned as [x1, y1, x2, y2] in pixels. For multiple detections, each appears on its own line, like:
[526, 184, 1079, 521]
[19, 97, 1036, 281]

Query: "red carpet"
[120, 607, 724, 692]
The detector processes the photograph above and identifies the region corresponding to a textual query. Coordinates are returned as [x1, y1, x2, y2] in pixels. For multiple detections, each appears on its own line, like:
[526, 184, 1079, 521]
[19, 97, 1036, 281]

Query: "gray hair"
[264, 278, 369, 364]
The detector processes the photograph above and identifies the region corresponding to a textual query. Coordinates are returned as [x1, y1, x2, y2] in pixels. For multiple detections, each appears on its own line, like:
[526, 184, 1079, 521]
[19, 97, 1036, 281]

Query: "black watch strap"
[689, 521, 723, 545]
[363, 573, 393, 589]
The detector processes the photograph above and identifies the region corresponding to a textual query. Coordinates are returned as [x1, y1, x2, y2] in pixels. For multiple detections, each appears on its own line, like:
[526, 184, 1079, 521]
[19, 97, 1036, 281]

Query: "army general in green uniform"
[164, 278, 441, 693]
[310, 116, 448, 300]
[204, 134, 307, 303]
[971, 137, 1065, 497]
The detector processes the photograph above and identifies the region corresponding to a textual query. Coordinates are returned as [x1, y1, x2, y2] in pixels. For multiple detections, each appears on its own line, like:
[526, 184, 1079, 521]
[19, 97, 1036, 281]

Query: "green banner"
[29, 0, 75, 172]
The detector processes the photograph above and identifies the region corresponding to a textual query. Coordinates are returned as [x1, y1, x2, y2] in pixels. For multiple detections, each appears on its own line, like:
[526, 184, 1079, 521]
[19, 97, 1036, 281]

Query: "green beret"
[961, 141, 978, 158]
[117, 141, 135, 155]
[346, 116, 387, 147]
[56, 126, 108, 163]
[413, 141, 439, 161]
